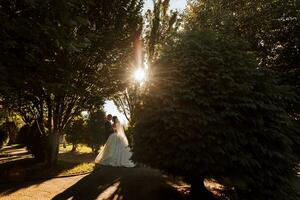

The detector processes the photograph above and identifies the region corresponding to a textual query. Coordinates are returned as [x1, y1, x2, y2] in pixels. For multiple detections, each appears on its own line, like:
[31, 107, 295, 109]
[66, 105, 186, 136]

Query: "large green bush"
[0, 121, 18, 147]
[132, 30, 298, 200]
[19, 122, 49, 162]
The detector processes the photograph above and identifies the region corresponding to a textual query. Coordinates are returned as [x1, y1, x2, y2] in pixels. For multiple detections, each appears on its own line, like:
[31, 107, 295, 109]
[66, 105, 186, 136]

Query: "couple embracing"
[95, 114, 135, 168]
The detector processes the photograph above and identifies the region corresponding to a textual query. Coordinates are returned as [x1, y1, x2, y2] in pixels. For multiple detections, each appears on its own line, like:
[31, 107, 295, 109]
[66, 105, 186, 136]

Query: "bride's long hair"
[112, 116, 129, 146]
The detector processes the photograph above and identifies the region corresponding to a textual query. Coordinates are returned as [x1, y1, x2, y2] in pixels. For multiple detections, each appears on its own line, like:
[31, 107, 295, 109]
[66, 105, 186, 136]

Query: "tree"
[0, 105, 23, 146]
[132, 30, 298, 200]
[86, 109, 106, 154]
[113, 0, 182, 126]
[144, 0, 181, 63]
[0, 124, 8, 149]
[0, 0, 142, 164]
[21, 121, 50, 161]
[185, 0, 299, 67]
[65, 116, 85, 152]
[113, 88, 139, 126]
[185, 0, 300, 149]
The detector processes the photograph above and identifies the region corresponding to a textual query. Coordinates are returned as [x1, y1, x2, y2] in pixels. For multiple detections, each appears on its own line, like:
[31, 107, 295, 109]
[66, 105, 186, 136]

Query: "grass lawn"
[60, 143, 94, 154]
[58, 144, 97, 175]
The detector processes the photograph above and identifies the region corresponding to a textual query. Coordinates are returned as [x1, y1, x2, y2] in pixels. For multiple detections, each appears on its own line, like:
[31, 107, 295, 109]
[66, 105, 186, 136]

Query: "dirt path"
[0, 166, 188, 200]
[0, 174, 85, 200]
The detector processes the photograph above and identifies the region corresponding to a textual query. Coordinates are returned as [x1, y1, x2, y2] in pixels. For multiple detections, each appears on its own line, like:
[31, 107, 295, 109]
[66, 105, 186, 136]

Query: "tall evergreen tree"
[185, 0, 300, 145]
[132, 30, 298, 199]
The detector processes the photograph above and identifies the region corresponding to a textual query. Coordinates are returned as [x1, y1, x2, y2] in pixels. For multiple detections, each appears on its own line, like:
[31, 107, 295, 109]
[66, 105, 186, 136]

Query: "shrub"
[19, 122, 48, 162]
[132, 30, 298, 200]
[5, 121, 18, 145]
[0, 128, 8, 149]
[0, 122, 18, 147]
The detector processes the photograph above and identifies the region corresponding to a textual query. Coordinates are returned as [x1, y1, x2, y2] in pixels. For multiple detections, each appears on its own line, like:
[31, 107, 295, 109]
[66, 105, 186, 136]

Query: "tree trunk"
[47, 132, 60, 166]
[71, 144, 77, 152]
[190, 177, 215, 200]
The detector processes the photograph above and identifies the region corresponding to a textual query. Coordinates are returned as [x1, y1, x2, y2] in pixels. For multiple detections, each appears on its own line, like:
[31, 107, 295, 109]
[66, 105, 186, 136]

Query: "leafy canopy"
[133, 30, 298, 199]
[0, 0, 143, 163]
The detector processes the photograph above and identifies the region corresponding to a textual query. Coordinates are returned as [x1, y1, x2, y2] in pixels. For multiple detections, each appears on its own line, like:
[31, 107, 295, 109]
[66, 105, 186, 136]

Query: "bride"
[95, 116, 135, 167]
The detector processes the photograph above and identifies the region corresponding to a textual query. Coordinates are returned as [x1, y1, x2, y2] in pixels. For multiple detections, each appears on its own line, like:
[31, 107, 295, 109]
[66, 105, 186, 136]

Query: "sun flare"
[134, 68, 146, 82]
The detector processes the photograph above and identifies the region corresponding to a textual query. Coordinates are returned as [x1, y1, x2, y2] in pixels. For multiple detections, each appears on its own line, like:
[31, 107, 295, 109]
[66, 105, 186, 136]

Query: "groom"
[104, 114, 114, 140]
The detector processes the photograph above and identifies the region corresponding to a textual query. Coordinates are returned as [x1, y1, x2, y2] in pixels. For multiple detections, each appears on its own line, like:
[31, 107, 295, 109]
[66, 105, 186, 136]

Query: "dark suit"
[104, 120, 114, 140]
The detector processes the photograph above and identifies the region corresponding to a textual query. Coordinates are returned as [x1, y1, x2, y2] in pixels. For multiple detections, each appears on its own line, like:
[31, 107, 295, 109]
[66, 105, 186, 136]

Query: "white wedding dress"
[95, 122, 135, 167]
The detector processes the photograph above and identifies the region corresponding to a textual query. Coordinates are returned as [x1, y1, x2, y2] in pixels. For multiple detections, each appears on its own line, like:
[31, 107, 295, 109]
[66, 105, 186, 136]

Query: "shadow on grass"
[0, 147, 96, 195]
[0, 145, 30, 164]
[52, 166, 186, 200]
[58, 151, 96, 163]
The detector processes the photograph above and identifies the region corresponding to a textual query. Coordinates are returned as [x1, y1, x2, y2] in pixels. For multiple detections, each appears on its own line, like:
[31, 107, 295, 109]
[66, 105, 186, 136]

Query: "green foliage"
[5, 121, 18, 145]
[112, 0, 182, 128]
[144, 0, 181, 63]
[185, 0, 300, 150]
[113, 88, 140, 126]
[65, 117, 86, 151]
[0, 107, 23, 146]
[125, 125, 134, 147]
[0, 128, 8, 149]
[0, 121, 19, 147]
[132, 30, 298, 199]
[0, 0, 143, 164]
[186, 0, 299, 68]
[63, 109, 107, 154]
[86, 109, 106, 154]
[19, 123, 50, 162]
